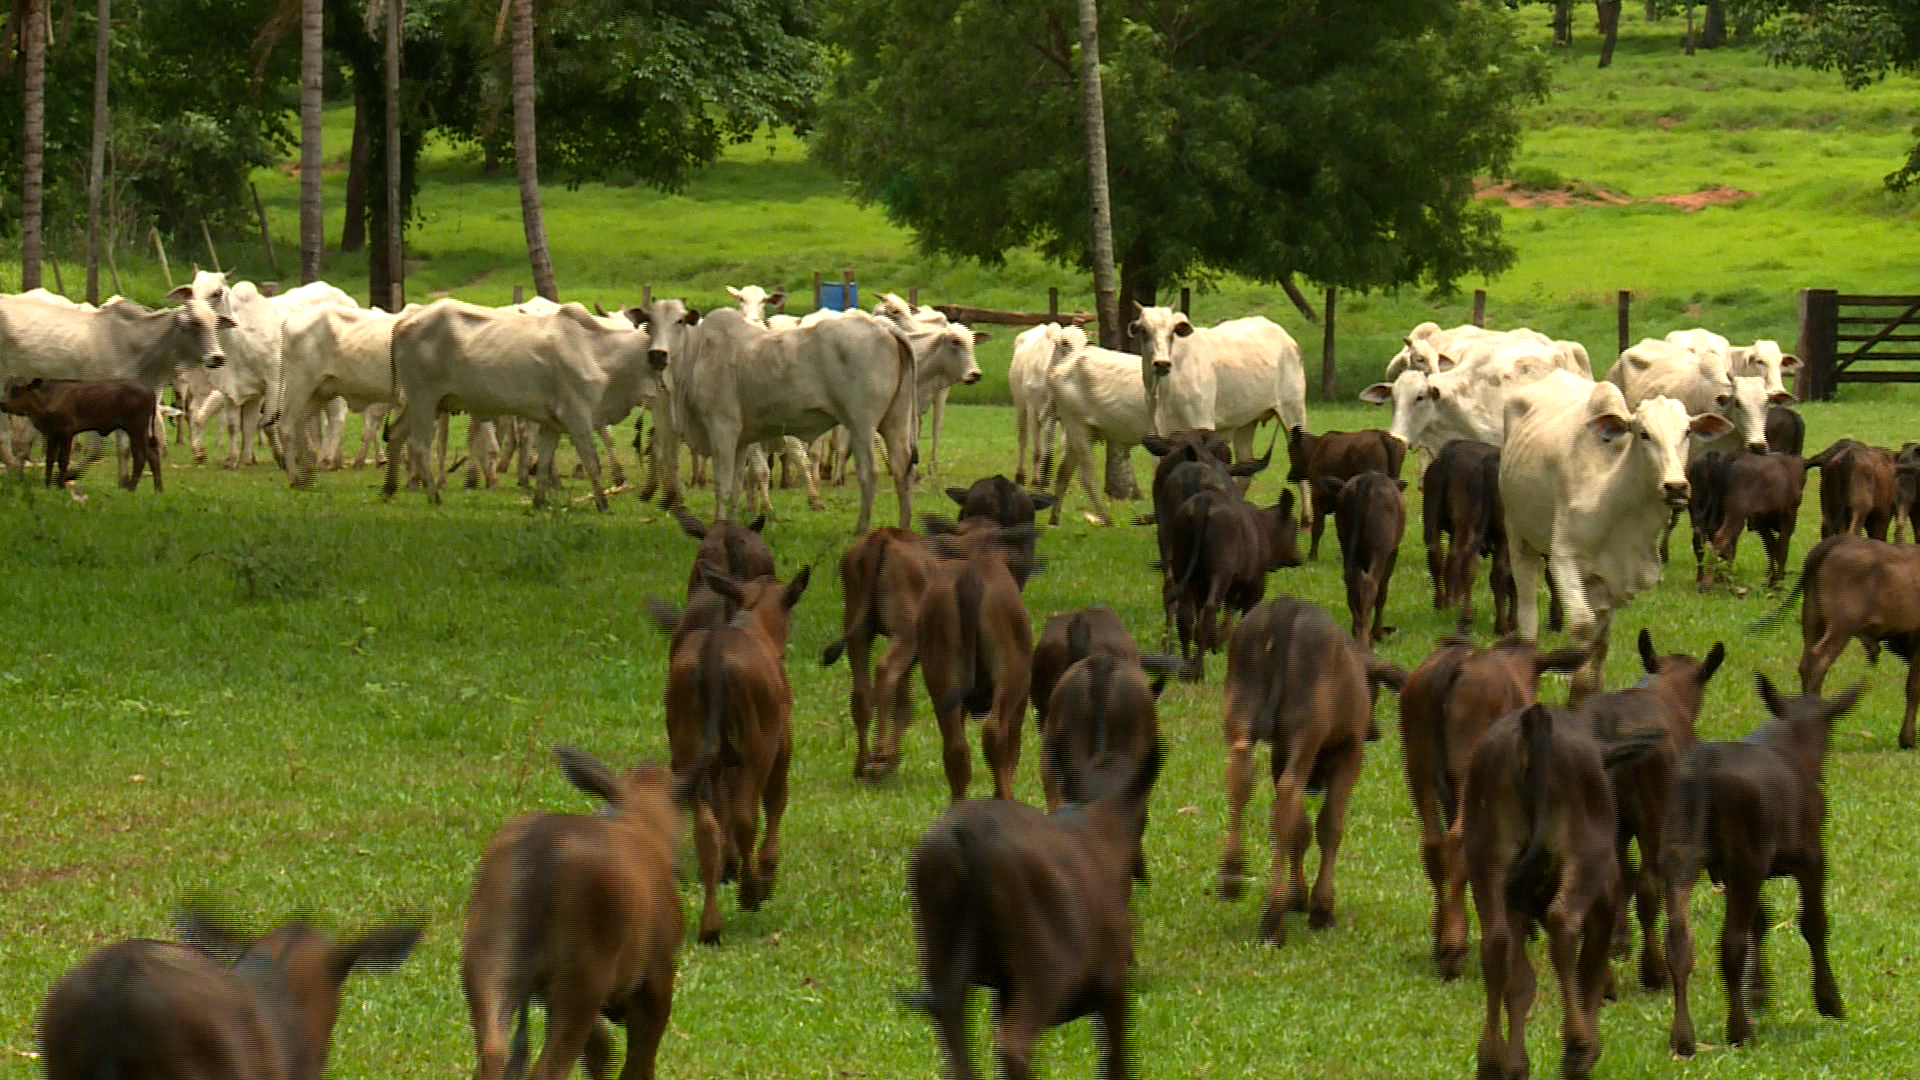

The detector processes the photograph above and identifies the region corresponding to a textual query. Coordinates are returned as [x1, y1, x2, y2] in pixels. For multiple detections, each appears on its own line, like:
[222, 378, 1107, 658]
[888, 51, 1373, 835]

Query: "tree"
[510, 0, 556, 300]
[1075, 0, 1118, 351]
[85, 0, 108, 303]
[1748, 1, 1920, 188]
[299, 0, 322, 282]
[815, 1, 1551, 314]
[22, 0, 46, 289]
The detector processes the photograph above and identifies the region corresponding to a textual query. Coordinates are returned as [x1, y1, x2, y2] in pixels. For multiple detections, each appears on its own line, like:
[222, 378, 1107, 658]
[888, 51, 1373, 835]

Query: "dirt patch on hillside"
[1476, 178, 1755, 212]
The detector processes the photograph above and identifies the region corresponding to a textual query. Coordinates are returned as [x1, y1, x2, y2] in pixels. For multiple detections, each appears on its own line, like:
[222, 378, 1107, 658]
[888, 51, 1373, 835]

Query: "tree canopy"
[1741, 1, 1920, 187]
[812, 0, 1553, 304]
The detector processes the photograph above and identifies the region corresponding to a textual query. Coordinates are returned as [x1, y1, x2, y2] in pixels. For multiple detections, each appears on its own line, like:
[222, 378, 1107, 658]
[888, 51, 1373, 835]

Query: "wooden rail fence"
[1796, 288, 1920, 401]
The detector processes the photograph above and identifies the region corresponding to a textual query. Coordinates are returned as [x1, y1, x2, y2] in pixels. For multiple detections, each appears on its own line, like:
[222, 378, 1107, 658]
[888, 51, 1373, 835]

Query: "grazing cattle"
[1, 377, 162, 491]
[1663, 677, 1862, 1056]
[945, 473, 1056, 588]
[874, 517, 1038, 801]
[1805, 437, 1896, 541]
[821, 527, 937, 780]
[1335, 470, 1405, 647]
[1285, 426, 1406, 560]
[277, 303, 414, 485]
[874, 292, 987, 481]
[1042, 654, 1166, 883]
[386, 300, 675, 510]
[1129, 305, 1306, 472]
[1359, 336, 1585, 464]
[1398, 633, 1590, 979]
[907, 737, 1164, 1080]
[40, 898, 423, 1080]
[1765, 403, 1805, 457]
[1460, 703, 1657, 1080]
[1576, 629, 1722, 992]
[1608, 337, 1778, 454]
[1501, 371, 1732, 698]
[664, 564, 809, 943]
[463, 750, 691, 1080]
[1218, 596, 1406, 943]
[1686, 449, 1806, 588]
[672, 506, 774, 597]
[1164, 486, 1302, 676]
[656, 307, 916, 533]
[1009, 322, 1075, 486]
[1423, 440, 1518, 634]
[1030, 608, 1176, 808]
[1665, 328, 1802, 400]
[1788, 533, 1920, 747]
[1043, 333, 1156, 526]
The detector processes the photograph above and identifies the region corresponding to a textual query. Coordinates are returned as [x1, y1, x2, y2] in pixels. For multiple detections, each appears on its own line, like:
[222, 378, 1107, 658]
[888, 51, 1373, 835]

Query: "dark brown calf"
[1284, 426, 1406, 560]
[1143, 429, 1270, 633]
[908, 737, 1165, 1080]
[1806, 437, 1895, 540]
[672, 505, 773, 597]
[875, 516, 1037, 801]
[946, 474, 1056, 588]
[665, 564, 809, 943]
[1687, 449, 1806, 587]
[463, 750, 692, 1080]
[2, 376, 162, 491]
[1461, 704, 1658, 1080]
[1398, 633, 1588, 979]
[1577, 629, 1722, 992]
[41, 898, 423, 1080]
[1042, 653, 1166, 882]
[1893, 441, 1920, 542]
[1423, 439, 1517, 634]
[1030, 607, 1178, 736]
[1334, 470, 1405, 647]
[1218, 596, 1406, 944]
[1663, 676, 1862, 1056]
[1791, 533, 1920, 746]
[1164, 486, 1300, 677]
[822, 527, 937, 780]
[1764, 403, 1804, 457]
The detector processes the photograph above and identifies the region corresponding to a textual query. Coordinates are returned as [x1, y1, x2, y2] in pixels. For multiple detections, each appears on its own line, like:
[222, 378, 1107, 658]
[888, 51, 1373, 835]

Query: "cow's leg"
[615, 969, 673, 1080]
[881, 418, 915, 533]
[1306, 745, 1361, 930]
[873, 627, 921, 775]
[1902, 655, 1920, 750]
[848, 631, 876, 779]
[1096, 983, 1135, 1080]
[1491, 542, 1517, 636]
[188, 387, 222, 464]
[710, 439, 744, 524]
[998, 1003, 1046, 1080]
[1633, 835, 1668, 990]
[1798, 626, 1847, 696]
[1747, 893, 1774, 1010]
[743, 444, 773, 518]
[692, 791, 725, 944]
[781, 435, 824, 511]
[1719, 878, 1759, 1046]
[1015, 402, 1031, 486]
[752, 726, 792, 907]
[987, 673, 1026, 803]
[1081, 438, 1115, 526]
[1511, 536, 1545, 640]
[1261, 734, 1323, 944]
[928, 671, 971, 802]
[1308, 503, 1328, 561]
[1047, 428, 1085, 526]
[1797, 856, 1845, 1020]
[1571, 897, 1615, 1079]
[1666, 866, 1701, 1056]
[593, 425, 626, 488]
[847, 427, 882, 535]
[728, 771, 767, 914]
[928, 385, 948, 479]
[1219, 709, 1257, 901]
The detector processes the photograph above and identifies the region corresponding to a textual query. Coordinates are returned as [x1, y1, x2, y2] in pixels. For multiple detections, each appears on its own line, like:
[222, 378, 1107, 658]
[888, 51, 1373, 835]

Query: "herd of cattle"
[16, 279, 1920, 1080]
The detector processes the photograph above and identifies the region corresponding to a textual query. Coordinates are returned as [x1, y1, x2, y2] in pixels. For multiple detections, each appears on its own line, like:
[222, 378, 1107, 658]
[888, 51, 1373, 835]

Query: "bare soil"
[1475, 178, 1754, 211]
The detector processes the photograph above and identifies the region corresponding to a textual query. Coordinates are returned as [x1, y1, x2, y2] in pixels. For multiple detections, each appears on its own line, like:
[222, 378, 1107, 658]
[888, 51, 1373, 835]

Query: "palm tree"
[85, 0, 109, 303]
[384, 0, 402, 309]
[511, 0, 557, 300]
[1076, 0, 1117, 352]
[299, 0, 323, 282]
[22, 0, 46, 290]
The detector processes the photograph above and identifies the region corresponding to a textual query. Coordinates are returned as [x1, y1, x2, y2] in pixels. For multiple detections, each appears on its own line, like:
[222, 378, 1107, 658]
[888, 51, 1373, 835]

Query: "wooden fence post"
[251, 182, 281, 277]
[843, 267, 855, 310]
[1179, 286, 1191, 316]
[1617, 289, 1632, 358]
[1471, 288, 1487, 327]
[812, 270, 822, 311]
[642, 283, 652, 307]
[261, 281, 278, 298]
[1049, 287, 1059, 319]
[512, 283, 524, 305]
[1799, 288, 1839, 401]
[151, 225, 173, 287]
[909, 286, 918, 307]
[1320, 287, 1337, 400]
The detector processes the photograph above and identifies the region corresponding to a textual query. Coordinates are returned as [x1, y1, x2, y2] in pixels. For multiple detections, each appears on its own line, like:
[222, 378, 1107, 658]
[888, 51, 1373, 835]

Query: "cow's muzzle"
[1662, 482, 1689, 508]
[1152, 360, 1171, 376]
[647, 349, 669, 371]
[962, 371, 981, 385]
[1747, 441, 1768, 455]
[206, 354, 227, 369]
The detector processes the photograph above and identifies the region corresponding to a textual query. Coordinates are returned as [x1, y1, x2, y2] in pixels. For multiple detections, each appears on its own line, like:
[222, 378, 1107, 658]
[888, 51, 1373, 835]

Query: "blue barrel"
[819, 280, 860, 311]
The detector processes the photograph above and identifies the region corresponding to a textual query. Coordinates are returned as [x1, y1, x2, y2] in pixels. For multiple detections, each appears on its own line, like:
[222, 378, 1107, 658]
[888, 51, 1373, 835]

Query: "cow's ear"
[557, 748, 624, 805]
[1275, 488, 1295, 519]
[1027, 491, 1056, 511]
[747, 513, 767, 534]
[1431, 352, 1455, 371]
[671, 505, 708, 540]
[1173, 319, 1194, 338]
[698, 562, 747, 606]
[622, 306, 649, 329]
[1688, 412, 1735, 441]
[177, 897, 256, 959]
[644, 603, 681, 637]
[971, 331, 990, 346]
[1756, 672, 1788, 717]
[945, 486, 968, 507]
[29, 378, 44, 389]
[1767, 390, 1795, 405]
[781, 566, 811, 610]
[768, 290, 786, 307]
[334, 915, 427, 972]
[593, 301, 609, 317]
[1358, 383, 1394, 405]
[1140, 434, 1172, 456]
[1638, 627, 1660, 674]
[922, 513, 959, 537]
[1780, 353, 1803, 371]
[1699, 642, 1726, 685]
[681, 307, 701, 325]
[165, 284, 193, 303]
[1586, 412, 1631, 442]
[726, 286, 744, 300]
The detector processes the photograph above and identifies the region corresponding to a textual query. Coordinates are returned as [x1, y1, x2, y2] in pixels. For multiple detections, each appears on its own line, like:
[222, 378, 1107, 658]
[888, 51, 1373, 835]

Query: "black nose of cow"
[962, 371, 981, 385]
[1152, 361, 1171, 376]
[1747, 441, 1768, 455]
[647, 349, 669, 370]
[1663, 482, 1689, 508]
[207, 354, 227, 369]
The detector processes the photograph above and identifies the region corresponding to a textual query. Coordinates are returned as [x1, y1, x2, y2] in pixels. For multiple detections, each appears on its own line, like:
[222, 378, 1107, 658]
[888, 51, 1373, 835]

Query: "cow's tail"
[1477, 449, 1505, 555]
[1172, 497, 1210, 610]
[1660, 746, 1717, 891]
[822, 537, 889, 667]
[1423, 455, 1449, 565]
[1504, 703, 1558, 919]
[882, 328, 921, 472]
[1090, 652, 1117, 762]
[899, 818, 993, 1017]
[1066, 610, 1092, 667]
[1750, 534, 1833, 632]
[693, 630, 731, 806]
[935, 568, 984, 716]
[1426, 645, 1472, 823]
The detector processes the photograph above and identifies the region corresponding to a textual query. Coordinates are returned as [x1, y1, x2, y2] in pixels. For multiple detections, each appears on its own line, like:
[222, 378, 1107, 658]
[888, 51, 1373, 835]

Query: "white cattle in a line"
[1388, 324, 1593, 381]
[656, 306, 917, 532]
[277, 303, 422, 485]
[1043, 332, 1156, 527]
[1129, 306, 1306, 473]
[1608, 337, 1778, 456]
[1663, 327, 1801, 400]
[723, 286, 826, 514]
[386, 299, 683, 510]
[491, 296, 642, 494]
[726, 284, 786, 325]
[872, 291, 984, 480]
[1009, 322, 1078, 486]
[0, 292, 230, 388]
[1499, 371, 1733, 697]
[1359, 336, 1580, 460]
[175, 271, 292, 468]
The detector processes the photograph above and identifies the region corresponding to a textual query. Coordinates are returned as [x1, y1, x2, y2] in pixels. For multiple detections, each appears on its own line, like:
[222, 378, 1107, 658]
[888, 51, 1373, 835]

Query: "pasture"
[8, 7, 1920, 1080]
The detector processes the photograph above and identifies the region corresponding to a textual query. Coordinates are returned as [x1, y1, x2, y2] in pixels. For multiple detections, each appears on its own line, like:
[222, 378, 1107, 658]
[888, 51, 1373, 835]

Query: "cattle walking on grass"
[1042, 652, 1166, 882]
[672, 506, 774, 597]
[1806, 437, 1897, 542]
[1685, 449, 1806, 588]
[1786, 533, 1920, 747]
[1421, 439, 1516, 633]
[1284, 427, 1406, 561]
[1334, 470, 1405, 648]
[2, 377, 164, 492]
[824, 527, 937, 780]
[1163, 485, 1301, 677]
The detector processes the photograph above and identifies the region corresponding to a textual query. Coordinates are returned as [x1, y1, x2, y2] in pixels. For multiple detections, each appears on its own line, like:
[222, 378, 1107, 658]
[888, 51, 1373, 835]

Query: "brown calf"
[1334, 470, 1405, 647]
[1687, 449, 1806, 588]
[875, 516, 1038, 801]
[665, 563, 809, 943]
[41, 898, 423, 1080]
[1894, 441, 1920, 542]
[1030, 607, 1176, 738]
[673, 505, 773, 597]
[946, 473, 1056, 588]
[1398, 633, 1588, 979]
[1218, 596, 1406, 944]
[1663, 676, 1863, 1056]
[908, 737, 1165, 1080]
[1790, 533, 1920, 746]
[1764, 403, 1804, 457]
[1461, 703, 1659, 1080]
[823, 527, 938, 779]
[1577, 629, 1723, 992]
[1164, 486, 1301, 677]
[463, 750, 692, 1080]
[1041, 652, 1167, 882]
[1284, 426, 1406, 560]
[2, 376, 162, 491]
[1423, 439, 1518, 634]
[1806, 437, 1895, 540]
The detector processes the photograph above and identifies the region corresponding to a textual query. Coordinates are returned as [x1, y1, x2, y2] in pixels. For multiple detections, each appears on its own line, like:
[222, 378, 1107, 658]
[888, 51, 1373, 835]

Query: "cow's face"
[931, 325, 985, 386]
[1590, 394, 1730, 509]
[174, 297, 233, 369]
[1363, 370, 1450, 454]
[0, 377, 45, 416]
[1736, 338, 1798, 400]
[1712, 375, 1772, 454]
[626, 299, 700, 370]
[1045, 323, 1085, 367]
[727, 285, 776, 326]
[170, 269, 237, 320]
[1128, 306, 1193, 381]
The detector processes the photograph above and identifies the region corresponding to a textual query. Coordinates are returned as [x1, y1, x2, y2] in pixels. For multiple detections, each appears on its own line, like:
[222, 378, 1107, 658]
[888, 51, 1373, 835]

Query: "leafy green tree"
[814, 0, 1552, 310]
[1741, 1, 1920, 187]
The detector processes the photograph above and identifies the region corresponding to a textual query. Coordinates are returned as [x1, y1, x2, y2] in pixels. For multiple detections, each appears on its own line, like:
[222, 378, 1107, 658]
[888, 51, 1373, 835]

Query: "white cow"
[1009, 322, 1078, 486]
[1129, 306, 1306, 469]
[386, 299, 683, 510]
[872, 292, 984, 480]
[1043, 332, 1155, 527]
[278, 303, 420, 485]
[1499, 371, 1733, 696]
[1664, 327, 1801, 400]
[1359, 336, 1580, 460]
[656, 307, 917, 532]
[1388, 324, 1592, 381]
[1608, 338, 1778, 455]
[726, 284, 786, 325]
[0, 293, 230, 387]
[724, 285, 826, 514]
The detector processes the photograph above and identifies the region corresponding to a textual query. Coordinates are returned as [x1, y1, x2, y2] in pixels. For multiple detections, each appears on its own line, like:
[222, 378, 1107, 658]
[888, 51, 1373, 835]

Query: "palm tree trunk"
[1075, 0, 1119, 354]
[299, 0, 323, 282]
[511, 0, 557, 300]
[341, 87, 369, 252]
[384, 0, 402, 309]
[84, 0, 108, 303]
[23, 0, 47, 290]
[1596, 0, 1621, 68]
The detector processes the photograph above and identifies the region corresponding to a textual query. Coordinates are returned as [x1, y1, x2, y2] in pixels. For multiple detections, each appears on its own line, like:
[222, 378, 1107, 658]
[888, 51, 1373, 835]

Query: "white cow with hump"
[1607, 337, 1778, 456]
[1359, 334, 1579, 462]
[1386, 322, 1593, 382]
[722, 284, 826, 514]
[1499, 371, 1733, 697]
[1008, 322, 1076, 486]
[1130, 305, 1306, 464]
[872, 291, 985, 480]
[1663, 327, 1802, 401]
[277, 303, 420, 485]
[1042, 326, 1153, 527]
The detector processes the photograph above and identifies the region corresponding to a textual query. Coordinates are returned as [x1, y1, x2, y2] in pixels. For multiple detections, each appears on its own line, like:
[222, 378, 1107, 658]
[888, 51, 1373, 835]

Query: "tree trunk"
[511, 0, 557, 301]
[298, 0, 323, 283]
[1701, 1, 1725, 48]
[1075, 0, 1119, 353]
[384, 0, 403, 310]
[84, 0, 107, 304]
[1551, 0, 1573, 47]
[1118, 233, 1156, 335]
[1644, 0, 1657, 18]
[1596, 0, 1622, 68]
[22, 0, 46, 290]
[1684, 3, 1696, 56]
[341, 88, 370, 252]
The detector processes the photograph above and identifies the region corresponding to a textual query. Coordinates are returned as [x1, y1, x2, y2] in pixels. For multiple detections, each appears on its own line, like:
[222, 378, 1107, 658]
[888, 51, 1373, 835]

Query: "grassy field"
[7, 5, 1920, 1080]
